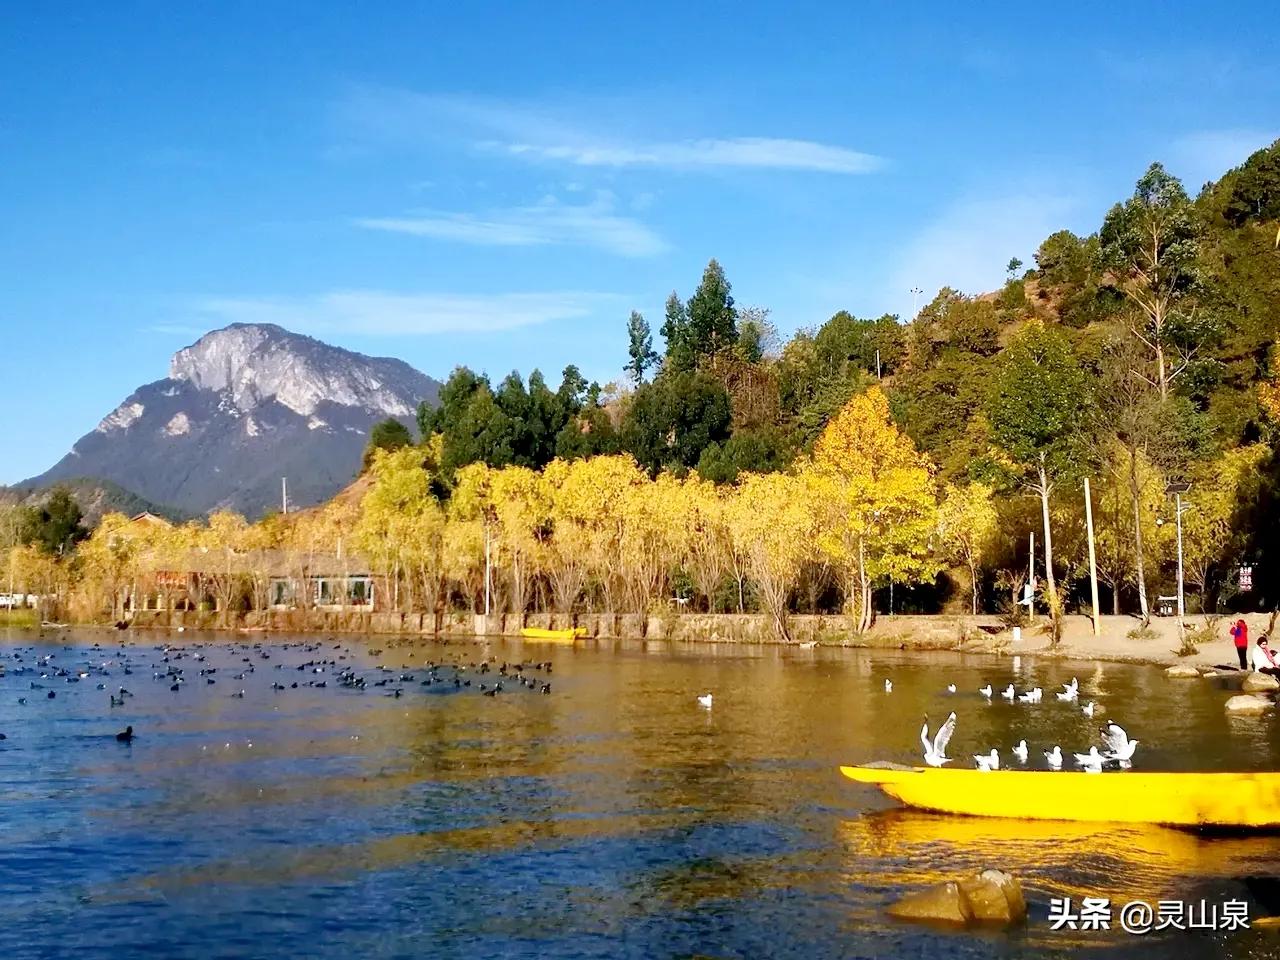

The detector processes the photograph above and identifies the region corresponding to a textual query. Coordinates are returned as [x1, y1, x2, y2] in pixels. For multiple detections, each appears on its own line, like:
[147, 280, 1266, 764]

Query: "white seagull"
[1074, 746, 1104, 773]
[1044, 745, 1063, 769]
[1101, 720, 1139, 764]
[973, 749, 1000, 771]
[979, 684, 992, 699]
[1056, 677, 1079, 702]
[946, 683, 957, 694]
[1001, 684, 1016, 700]
[1018, 687, 1043, 704]
[1081, 701, 1096, 718]
[921, 712, 956, 767]
[1012, 739, 1029, 763]
[884, 679, 893, 693]
[697, 693, 713, 709]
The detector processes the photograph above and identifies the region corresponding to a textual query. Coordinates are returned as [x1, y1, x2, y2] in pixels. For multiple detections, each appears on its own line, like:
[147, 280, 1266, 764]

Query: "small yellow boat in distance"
[519, 627, 587, 642]
[841, 764, 1280, 830]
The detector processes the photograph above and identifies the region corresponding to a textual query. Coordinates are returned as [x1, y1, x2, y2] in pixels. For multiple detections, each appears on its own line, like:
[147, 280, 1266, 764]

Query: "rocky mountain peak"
[168, 323, 421, 418]
[27, 323, 440, 517]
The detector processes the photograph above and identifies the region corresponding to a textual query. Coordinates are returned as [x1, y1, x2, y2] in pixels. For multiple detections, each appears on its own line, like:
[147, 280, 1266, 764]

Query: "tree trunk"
[1112, 584, 1120, 616]
[969, 558, 979, 615]
[1036, 462, 1057, 605]
[1127, 445, 1151, 626]
[857, 538, 874, 633]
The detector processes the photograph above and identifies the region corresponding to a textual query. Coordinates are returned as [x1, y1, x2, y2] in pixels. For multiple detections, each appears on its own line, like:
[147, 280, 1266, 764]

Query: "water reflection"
[2, 631, 1279, 959]
[842, 809, 1278, 902]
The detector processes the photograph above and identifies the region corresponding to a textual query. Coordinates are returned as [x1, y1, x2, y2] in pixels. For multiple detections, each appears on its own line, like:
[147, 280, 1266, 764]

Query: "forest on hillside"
[7, 139, 1280, 632]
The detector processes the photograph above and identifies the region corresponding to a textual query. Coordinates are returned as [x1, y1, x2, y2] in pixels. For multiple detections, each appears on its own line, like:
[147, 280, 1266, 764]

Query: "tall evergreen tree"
[685, 258, 738, 362]
[624, 310, 659, 383]
[660, 290, 693, 373]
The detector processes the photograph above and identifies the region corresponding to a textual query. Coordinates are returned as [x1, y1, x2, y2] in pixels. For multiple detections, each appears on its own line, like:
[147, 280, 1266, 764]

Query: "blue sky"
[2, 2, 1278, 483]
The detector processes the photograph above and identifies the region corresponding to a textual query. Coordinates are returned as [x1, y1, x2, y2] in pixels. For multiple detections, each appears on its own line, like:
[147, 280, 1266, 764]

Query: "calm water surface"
[2, 629, 1280, 959]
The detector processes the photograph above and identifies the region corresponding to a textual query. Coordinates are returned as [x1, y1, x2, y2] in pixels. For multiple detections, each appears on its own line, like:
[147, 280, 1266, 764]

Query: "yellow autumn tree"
[355, 446, 441, 612]
[1182, 443, 1267, 601]
[74, 512, 140, 621]
[726, 471, 818, 641]
[810, 386, 940, 631]
[680, 474, 733, 611]
[199, 511, 250, 624]
[620, 471, 681, 613]
[937, 482, 998, 614]
[487, 465, 550, 617]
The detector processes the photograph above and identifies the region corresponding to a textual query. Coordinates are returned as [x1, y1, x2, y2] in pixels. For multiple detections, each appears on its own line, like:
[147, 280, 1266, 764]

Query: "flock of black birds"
[0, 635, 557, 745]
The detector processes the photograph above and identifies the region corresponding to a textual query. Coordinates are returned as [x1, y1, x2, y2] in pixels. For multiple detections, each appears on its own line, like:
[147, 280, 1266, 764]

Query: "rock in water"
[1242, 671, 1280, 692]
[1165, 664, 1201, 678]
[887, 881, 975, 926]
[889, 870, 1027, 928]
[960, 870, 1026, 923]
[1225, 694, 1273, 714]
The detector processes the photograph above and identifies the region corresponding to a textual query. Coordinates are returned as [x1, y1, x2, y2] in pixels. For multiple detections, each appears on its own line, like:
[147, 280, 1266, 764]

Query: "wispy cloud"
[334, 85, 883, 175]
[1168, 128, 1276, 189]
[356, 192, 667, 257]
[191, 290, 620, 337]
[497, 137, 881, 174]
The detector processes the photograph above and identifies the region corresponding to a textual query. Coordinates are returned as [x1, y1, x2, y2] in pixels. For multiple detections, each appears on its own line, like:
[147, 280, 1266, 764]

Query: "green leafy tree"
[556, 365, 587, 417]
[362, 418, 413, 470]
[986, 323, 1091, 629]
[660, 291, 693, 373]
[735, 306, 778, 364]
[684, 258, 738, 364]
[25, 486, 87, 556]
[624, 311, 659, 383]
[1099, 162, 1203, 400]
[620, 371, 732, 474]
[695, 426, 796, 483]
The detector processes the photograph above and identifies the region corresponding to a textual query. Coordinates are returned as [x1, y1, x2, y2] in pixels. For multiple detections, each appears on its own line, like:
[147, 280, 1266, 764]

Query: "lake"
[1, 630, 1278, 959]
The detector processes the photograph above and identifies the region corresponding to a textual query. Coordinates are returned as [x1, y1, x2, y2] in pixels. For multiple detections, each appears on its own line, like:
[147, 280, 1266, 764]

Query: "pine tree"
[659, 291, 692, 373]
[624, 310, 658, 383]
[685, 258, 738, 362]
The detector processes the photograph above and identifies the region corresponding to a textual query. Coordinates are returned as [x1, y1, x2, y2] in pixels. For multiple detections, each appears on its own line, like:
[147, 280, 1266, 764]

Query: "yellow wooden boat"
[519, 626, 586, 642]
[841, 764, 1280, 829]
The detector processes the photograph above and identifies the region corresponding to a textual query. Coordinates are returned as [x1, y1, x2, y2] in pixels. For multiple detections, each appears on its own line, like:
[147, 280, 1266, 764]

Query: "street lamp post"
[1175, 491, 1185, 625]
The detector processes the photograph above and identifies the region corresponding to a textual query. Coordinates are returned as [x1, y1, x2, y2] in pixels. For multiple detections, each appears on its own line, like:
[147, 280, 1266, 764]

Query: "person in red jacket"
[1231, 618, 1249, 669]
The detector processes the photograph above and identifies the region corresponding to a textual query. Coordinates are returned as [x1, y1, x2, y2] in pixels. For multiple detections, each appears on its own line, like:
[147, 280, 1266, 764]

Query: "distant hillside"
[2, 477, 189, 527]
[22, 323, 441, 518]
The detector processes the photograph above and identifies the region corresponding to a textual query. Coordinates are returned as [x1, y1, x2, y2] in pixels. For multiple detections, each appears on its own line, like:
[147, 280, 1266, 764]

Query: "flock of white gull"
[696, 672, 1139, 773]
[912, 674, 1138, 773]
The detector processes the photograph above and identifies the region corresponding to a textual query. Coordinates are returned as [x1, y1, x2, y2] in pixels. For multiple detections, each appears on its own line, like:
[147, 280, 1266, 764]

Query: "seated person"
[1252, 636, 1280, 675]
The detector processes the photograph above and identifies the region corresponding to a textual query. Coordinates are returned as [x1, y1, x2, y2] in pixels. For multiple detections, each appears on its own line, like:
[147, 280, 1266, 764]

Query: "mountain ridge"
[24, 324, 440, 518]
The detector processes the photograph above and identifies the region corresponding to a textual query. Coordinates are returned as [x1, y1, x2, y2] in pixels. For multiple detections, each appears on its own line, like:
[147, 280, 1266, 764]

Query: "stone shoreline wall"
[116, 608, 998, 646]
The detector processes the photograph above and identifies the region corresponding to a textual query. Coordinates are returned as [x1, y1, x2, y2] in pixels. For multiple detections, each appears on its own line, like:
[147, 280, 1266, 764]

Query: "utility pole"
[1176, 491, 1185, 629]
[875, 349, 881, 380]
[910, 286, 923, 319]
[281, 477, 288, 515]
[1084, 478, 1100, 636]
